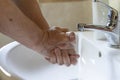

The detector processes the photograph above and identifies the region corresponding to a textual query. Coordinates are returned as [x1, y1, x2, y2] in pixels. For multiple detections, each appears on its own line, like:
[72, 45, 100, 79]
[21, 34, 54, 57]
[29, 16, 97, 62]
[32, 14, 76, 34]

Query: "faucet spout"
[77, 22, 120, 48]
[77, 23, 113, 32]
[77, 0, 120, 48]
[78, 0, 118, 32]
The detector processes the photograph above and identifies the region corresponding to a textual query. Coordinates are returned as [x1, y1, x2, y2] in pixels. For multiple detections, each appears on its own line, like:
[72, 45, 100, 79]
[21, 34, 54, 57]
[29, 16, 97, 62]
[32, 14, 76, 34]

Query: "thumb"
[66, 32, 76, 42]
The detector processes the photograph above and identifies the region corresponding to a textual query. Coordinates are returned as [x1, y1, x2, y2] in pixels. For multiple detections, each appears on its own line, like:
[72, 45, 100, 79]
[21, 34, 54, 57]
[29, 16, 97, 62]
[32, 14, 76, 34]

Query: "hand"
[40, 26, 75, 56]
[46, 48, 79, 66]
[41, 27, 79, 66]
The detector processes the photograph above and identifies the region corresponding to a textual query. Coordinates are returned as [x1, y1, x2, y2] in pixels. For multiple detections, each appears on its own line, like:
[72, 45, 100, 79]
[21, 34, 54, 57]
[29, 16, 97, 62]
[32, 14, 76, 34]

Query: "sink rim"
[0, 41, 20, 71]
[0, 41, 79, 80]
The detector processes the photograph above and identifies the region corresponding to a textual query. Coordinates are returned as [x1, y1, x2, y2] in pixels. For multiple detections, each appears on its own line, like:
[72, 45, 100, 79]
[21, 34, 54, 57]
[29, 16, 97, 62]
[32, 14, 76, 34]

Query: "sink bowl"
[77, 31, 114, 80]
[109, 49, 120, 80]
[0, 31, 120, 80]
[0, 41, 79, 80]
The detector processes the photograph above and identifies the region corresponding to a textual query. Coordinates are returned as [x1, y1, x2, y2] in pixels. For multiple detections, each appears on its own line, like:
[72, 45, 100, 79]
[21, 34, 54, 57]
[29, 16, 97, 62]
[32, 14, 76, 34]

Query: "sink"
[0, 41, 79, 80]
[0, 31, 120, 80]
[109, 49, 120, 80]
[77, 31, 116, 80]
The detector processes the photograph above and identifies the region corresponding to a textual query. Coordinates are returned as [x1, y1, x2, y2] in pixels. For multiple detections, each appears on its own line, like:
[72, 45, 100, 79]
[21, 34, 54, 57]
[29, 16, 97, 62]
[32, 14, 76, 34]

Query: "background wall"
[0, 0, 92, 47]
[92, 0, 120, 40]
[109, 0, 120, 12]
[39, 0, 81, 3]
[92, 0, 109, 25]
[40, 1, 92, 31]
[0, 34, 13, 48]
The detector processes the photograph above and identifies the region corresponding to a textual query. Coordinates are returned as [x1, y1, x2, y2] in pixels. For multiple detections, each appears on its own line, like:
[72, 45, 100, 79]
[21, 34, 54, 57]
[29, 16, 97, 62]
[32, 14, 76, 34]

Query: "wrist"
[32, 30, 48, 53]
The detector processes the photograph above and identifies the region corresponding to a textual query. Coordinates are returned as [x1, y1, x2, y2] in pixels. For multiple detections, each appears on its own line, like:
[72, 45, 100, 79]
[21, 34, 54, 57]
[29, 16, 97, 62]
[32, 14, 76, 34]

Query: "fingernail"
[45, 57, 50, 60]
[66, 64, 70, 67]
[69, 32, 75, 41]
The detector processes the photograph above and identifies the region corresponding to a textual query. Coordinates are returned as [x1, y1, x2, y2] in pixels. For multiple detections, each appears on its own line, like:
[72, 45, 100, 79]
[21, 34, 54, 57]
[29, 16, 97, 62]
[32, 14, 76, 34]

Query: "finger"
[56, 32, 76, 49]
[55, 48, 63, 65]
[62, 50, 71, 66]
[68, 49, 79, 65]
[66, 32, 76, 42]
[53, 32, 69, 44]
[59, 32, 69, 42]
[69, 32, 76, 42]
[45, 57, 50, 61]
[49, 50, 57, 64]
[68, 49, 76, 54]
[68, 49, 80, 58]
[45, 57, 51, 63]
[57, 42, 74, 50]
[69, 53, 80, 65]
[47, 30, 69, 47]
[70, 53, 80, 58]
[69, 55, 77, 65]
[55, 27, 69, 33]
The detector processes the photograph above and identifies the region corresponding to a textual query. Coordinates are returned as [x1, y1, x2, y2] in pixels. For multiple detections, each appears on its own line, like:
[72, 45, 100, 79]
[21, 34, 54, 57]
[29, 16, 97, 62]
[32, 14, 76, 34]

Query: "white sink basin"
[0, 31, 120, 80]
[109, 49, 120, 80]
[0, 42, 79, 80]
[79, 38, 112, 80]
[78, 31, 120, 80]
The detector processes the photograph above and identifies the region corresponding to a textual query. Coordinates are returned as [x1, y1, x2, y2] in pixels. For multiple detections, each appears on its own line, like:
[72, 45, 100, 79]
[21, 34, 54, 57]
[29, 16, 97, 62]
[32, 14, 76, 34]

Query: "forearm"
[12, 0, 49, 31]
[0, 0, 44, 52]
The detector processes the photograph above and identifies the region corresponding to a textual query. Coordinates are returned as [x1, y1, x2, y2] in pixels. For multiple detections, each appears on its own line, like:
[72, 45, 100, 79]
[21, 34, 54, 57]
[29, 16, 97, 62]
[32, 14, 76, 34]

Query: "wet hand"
[46, 48, 79, 66]
[41, 27, 80, 66]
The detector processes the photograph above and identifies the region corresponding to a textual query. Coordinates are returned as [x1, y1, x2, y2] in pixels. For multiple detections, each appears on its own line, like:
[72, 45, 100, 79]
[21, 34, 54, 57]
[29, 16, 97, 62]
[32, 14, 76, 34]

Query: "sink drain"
[98, 51, 102, 58]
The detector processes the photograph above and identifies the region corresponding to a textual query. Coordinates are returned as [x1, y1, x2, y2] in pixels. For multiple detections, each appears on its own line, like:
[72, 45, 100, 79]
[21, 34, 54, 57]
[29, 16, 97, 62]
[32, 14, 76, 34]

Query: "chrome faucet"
[77, 0, 120, 48]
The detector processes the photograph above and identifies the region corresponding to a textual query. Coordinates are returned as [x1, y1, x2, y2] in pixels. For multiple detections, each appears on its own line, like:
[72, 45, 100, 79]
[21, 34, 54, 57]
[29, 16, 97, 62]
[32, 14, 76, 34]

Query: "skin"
[11, 0, 49, 30]
[0, 0, 79, 66]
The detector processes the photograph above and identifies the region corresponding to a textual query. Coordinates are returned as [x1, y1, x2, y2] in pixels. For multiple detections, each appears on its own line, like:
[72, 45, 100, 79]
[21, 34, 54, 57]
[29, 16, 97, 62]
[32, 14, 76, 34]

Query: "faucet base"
[109, 45, 120, 49]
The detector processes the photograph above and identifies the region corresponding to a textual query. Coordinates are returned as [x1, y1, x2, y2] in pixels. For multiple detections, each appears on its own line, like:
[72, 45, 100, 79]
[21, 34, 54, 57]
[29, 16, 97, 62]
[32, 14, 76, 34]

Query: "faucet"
[77, 0, 120, 48]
